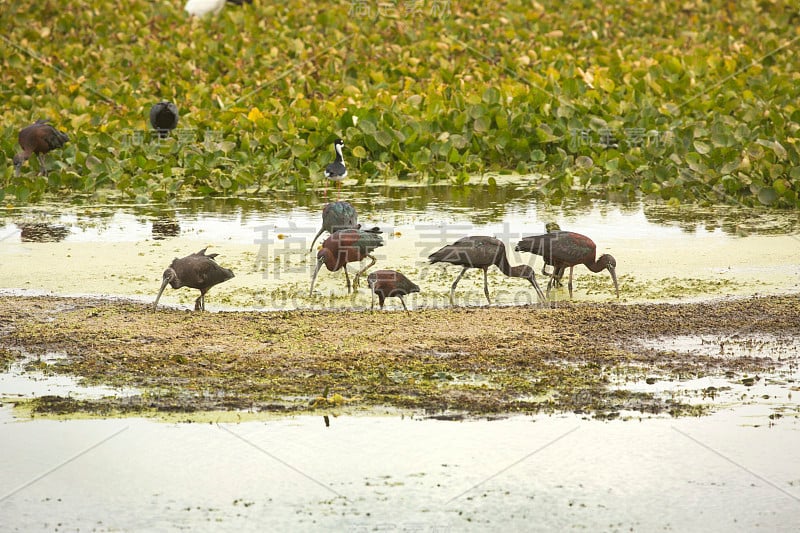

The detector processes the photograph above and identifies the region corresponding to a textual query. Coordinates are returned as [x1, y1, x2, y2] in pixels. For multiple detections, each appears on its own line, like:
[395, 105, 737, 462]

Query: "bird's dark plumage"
[13, 120, 69, 177]
[153, 247, 234, 311]
[515, 231, 618, 299]
[149, 101, 179, 139]
[309, 227, 384, 295]
[323, 138, 347, 199]
[367, 270, 420, 313]
[309, 201, 358, 252]
[428, 236, 545, 305]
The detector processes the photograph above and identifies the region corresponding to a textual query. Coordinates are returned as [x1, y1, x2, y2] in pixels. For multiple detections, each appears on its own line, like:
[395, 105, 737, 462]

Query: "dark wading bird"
[542, 222, 562, 284]
[13, 120, 69, 177]
[309, 201, 358, 252]
[428, 236, 546, 306]
[153, 248, 234, 311]
[515, 231, 619, 299]
[309, 227, 383, 296]
[367, 270, 420, 314]
[323, 138, 347, 200]
[149, 101, 179, 139]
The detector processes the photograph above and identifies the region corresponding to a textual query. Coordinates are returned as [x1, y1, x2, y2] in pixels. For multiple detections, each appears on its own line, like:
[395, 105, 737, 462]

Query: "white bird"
[185, 0, 251, 17]
[185, 0, 225, 17]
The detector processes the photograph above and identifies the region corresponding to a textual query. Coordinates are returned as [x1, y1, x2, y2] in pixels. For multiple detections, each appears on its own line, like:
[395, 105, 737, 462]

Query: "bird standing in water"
[309, 227, 383, 295]
[149, 101, 179, 139]
[428, 236, 545, 306]
[367, 270, 420, 313]
[13, 120, 69, 177]
[153, 248, 235, 311]
[515, 231, 619, 299]
[323, 138, 347, 200]
[309, 201, 358, 252]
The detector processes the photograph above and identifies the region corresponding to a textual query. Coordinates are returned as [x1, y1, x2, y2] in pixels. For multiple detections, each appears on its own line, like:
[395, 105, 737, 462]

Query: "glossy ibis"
[13, 120, 69, 177]
[515, 231, 619, 299]
[309, 227, 383, 295]
[309, 201, 358, 252]
[149, 101, 179, 139]
[323, 138, 347, 199]
[367, 270, 420, 313]
[153, 248, 235, 311]
[428, 236, 545, 306]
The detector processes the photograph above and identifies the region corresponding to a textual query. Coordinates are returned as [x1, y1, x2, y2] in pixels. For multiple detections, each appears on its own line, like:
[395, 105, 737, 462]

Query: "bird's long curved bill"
[309, 258, 325, 296]
[153, 278, 170, 311]
[529, 277, 546, 303]
[309, 228, 324, 252]
[608, 266, 619, 298]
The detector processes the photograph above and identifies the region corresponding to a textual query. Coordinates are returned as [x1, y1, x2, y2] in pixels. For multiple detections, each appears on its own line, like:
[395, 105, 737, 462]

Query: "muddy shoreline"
[1, 294, 798, 419]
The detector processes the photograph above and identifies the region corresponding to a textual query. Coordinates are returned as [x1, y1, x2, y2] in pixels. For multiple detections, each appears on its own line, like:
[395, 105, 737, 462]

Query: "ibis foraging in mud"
[428, 236, 546, 306]
[153, 248, 234, 311]
[515, 231, 619, 299]
[309, 227, 383, 295]
[367, 270, 420, 314]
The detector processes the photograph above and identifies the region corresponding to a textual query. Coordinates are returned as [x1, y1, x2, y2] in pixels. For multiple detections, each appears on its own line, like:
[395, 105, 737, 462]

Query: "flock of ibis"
[11, 98, 618, 315]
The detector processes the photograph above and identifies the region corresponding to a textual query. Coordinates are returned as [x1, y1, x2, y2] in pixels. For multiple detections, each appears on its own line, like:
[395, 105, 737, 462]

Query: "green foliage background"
[1, 0, 799, 206]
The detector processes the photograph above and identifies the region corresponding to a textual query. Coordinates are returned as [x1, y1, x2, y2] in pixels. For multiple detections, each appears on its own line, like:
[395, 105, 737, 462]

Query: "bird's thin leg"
[352, 255, 376, 291]
[450, 267, 469, 306]
[399, 296, 409, 314]
[370, 288, 375, 310]
[568, 266, 575, 300]
[343, 265, 351, 293]
[195, 295, 202, 311]
[38, 154, 47, 176]
[482, 267, 492, 305]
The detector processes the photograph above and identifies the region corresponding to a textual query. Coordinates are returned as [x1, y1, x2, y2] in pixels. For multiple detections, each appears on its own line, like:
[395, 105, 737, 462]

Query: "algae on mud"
[0, 294, 797, 418]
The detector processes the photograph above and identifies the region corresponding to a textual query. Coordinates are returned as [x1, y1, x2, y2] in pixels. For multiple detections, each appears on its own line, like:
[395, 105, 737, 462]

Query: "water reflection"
[0, 184, 798, 243]
[19, 223, 70, 243]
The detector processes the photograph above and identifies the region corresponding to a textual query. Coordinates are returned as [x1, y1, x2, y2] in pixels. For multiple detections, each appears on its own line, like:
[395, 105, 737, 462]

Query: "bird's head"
[12, 153, 26, 176]
[510, 264, 547, 304]
[599, 254, 619, 298]
[152, 267, 178, 311]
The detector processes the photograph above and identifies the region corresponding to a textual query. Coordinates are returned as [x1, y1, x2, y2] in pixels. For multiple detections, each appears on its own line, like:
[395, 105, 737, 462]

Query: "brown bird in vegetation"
[428, 236, 546, 306]
[515, 231, 619, 299]
[13, 120, 69, 177]
[309, 227, 384, 295]
[153, 248, 234, 311]
[367, 270, 420, 313]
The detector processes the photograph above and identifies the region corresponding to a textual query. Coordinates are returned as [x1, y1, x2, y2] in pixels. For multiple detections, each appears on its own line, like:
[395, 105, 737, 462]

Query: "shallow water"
[1, 183, 799, 310]
[1, 409, 798, 532]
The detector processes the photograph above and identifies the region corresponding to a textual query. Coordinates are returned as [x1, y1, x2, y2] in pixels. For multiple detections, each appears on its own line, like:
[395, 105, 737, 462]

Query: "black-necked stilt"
[13, 119, 69, 177]
[149, 101, 179, 139]
[324, 138, 347, 200]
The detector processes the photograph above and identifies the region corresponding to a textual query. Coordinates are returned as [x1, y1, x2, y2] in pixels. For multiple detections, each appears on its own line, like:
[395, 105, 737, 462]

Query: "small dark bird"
[428, 236, 545, 306]
[309, 201, 358, 252]
[149, 101, 179, 139]
[323, 138, 347, 200]
[309, 227, 383, 296]
[153, 247, 234, 311]
[13, 120, 69, 177]
[367, 270, 420, 313]
[515, 231, 619, 299]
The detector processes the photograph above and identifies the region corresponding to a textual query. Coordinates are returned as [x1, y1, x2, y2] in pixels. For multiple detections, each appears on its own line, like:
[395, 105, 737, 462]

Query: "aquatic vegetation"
[1, 1, 798, 206]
